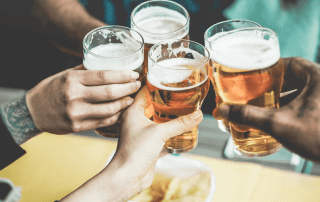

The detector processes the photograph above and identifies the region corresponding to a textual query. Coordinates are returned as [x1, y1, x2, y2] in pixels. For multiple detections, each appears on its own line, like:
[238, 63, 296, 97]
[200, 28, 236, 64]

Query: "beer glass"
[147, 39, 210, 153]
[83, 25, 144, 138]
[131, 0, 190, 83]
[207, 27, 284, 157]
[204, 20, 262, 133]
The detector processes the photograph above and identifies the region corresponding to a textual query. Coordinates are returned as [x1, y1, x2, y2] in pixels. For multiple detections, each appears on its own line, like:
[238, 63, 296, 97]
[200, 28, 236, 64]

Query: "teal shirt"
[225, 0, 320, 62]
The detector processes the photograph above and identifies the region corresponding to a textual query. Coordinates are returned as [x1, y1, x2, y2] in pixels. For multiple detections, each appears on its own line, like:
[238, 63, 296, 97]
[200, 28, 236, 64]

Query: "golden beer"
[83, 26, 144, 138]
[208, 28, 284, 156]
[131, 0, 190, 82]
[147, 68, 209, 152]
[147, 39, 210, 153]
[205, 20, 262, 133]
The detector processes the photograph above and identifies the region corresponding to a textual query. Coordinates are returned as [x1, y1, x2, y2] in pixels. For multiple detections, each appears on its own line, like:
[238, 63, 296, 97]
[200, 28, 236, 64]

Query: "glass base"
[163, 140, 198, 154]
[233, 141, 283, 157]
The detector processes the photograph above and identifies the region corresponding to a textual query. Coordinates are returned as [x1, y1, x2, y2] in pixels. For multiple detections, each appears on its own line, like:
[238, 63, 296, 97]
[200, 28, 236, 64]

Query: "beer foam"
[147, 57, 207, 91]
[83, 43, 143, 71]
[132, 6, 188, 44]
[209, 34, 280, 70]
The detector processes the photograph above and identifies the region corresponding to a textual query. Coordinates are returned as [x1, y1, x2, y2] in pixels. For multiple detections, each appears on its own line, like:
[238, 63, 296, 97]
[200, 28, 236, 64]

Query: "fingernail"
[131, 72, 140, 81]
[136, 81, 141, 89]
[218, 104, 230, 119]
[127, 97, 134, 105]
[189, 110, 202, 120]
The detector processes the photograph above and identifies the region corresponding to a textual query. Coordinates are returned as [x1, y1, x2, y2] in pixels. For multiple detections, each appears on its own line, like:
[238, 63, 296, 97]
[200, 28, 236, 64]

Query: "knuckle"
[66, 104, 81, 120]
[105, 87, 115, 99]
[177, 115, 190, 127]
[98, 71, 107, 81]
[62, 89, 76, 104]
[96, 119, 105, 128]
[104, 104, 118, 115]
[120, 98, 129, 109]
[70, 122, 82, 133]
[62, 71, 77, 84]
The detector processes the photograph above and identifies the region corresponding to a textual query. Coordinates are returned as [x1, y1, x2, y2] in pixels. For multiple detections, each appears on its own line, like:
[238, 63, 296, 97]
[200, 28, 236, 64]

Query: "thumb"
[216, 104, 276, 132]
[159, 110, 203, 140]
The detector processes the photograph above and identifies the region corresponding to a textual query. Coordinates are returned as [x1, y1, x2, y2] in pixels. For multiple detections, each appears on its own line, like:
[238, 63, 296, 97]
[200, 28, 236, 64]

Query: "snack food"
[131, 172, 211, 202]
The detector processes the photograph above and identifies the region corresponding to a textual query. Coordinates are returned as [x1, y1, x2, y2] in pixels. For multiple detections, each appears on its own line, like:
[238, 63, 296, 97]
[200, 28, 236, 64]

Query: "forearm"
[59, 159, 140, 202]
[32, 0, 106, 57]
[0, 94, 41, 145]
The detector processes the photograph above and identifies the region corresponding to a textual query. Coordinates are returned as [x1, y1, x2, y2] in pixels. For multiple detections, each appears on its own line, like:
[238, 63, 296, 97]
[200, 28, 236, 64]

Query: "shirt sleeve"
[0, 113, 26, 171]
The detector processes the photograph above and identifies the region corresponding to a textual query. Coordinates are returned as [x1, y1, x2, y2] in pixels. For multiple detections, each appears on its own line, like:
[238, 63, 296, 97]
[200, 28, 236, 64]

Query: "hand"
[214, 57, 320, 162]
[59, 86, 203, 202]
[26, 65, 141, 134]
[112, 86, 203, 199]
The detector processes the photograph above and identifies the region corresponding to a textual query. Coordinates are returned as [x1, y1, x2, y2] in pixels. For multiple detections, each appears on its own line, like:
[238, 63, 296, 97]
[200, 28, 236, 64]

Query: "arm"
[1, 94, 41, 145]
[32, 0, 106, 57]
[0, 97, 30, 170]
[58, 87, 203, 201]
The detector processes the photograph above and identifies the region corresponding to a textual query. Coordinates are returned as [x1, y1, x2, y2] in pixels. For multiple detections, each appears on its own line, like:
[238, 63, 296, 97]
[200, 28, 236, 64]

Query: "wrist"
[60, 159, 140, 202]
[102, 158, 141, 201]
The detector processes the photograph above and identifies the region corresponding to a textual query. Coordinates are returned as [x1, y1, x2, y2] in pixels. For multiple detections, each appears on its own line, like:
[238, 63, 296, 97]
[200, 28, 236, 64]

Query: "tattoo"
[1, 95, 41, 145]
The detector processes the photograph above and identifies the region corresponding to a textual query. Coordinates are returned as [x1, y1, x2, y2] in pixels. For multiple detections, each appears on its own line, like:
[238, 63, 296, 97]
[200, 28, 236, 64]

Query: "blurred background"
[0, 0, 319, 175]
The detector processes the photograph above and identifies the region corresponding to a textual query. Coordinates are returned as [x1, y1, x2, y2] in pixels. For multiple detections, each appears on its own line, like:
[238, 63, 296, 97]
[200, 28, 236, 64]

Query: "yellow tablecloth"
[1, 133, 320, 202]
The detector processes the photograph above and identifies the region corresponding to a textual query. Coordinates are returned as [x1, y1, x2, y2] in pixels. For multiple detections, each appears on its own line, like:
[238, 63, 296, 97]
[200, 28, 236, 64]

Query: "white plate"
[105, 152, 216, 202]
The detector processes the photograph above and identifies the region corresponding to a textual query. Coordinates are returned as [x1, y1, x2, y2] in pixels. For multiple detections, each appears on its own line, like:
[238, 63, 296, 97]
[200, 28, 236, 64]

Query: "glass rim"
[82, 25, 144, 59]
[148, 39, 210, 71]
[207, 27, 279, 54]
[204, 19, 262, 45]
[131, 0, 190, 37]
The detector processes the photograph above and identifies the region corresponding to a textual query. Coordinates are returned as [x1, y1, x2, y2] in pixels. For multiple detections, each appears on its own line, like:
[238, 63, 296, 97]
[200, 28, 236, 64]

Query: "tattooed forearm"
[1, 95, 41, 145]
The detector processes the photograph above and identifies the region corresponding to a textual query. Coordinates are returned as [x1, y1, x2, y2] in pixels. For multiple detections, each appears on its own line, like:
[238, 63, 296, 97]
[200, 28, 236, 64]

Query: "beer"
[147, 39, 210, 153]
[83, 26, 144, 138]
[208, 28, 284, 156]
[131, 1, 190, 82]
[204, 20, 262, 133]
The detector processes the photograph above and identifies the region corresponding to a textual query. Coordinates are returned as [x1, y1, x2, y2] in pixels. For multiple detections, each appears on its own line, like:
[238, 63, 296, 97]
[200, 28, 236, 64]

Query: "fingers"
[80, 97, 134, 119]
[75, 70, 140, 86]
[158, 110, 203, 141]
[215, 104, 277, 134]
[83, 81, 141, 102]
[71, 112, 122, 133]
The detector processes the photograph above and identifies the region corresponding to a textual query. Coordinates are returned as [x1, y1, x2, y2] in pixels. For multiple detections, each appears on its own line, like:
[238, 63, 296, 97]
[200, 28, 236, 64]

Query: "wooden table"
[1, 133, 320, 202]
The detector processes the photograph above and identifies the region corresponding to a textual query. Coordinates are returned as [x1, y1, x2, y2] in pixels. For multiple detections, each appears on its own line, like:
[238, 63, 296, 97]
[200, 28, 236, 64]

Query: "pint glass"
[147, 39, 210, 153]
[83, 26, 144, 138]
[207, 27, 284, 157]
[131, 0, 190, 83]
[204, 20, 262, 133]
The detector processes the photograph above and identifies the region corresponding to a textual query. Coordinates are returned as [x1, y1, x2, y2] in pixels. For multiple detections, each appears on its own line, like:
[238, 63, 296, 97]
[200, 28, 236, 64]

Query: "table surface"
[1, 133, 320, 202]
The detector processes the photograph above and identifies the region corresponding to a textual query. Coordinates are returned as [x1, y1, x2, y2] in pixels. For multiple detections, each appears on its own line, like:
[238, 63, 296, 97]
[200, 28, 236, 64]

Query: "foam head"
[132, 6, 188, 44]
[148, 50, 207, 91]
[208, 31, 280, 70]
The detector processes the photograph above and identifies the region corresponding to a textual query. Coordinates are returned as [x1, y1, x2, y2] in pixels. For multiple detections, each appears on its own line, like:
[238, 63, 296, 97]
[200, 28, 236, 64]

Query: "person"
[0, 73, 203, 201]
[57, 87, 203, 202]
[214, 57, 320, 163]
[24, 0, 320, 115]
[0, 64, 141, 169]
